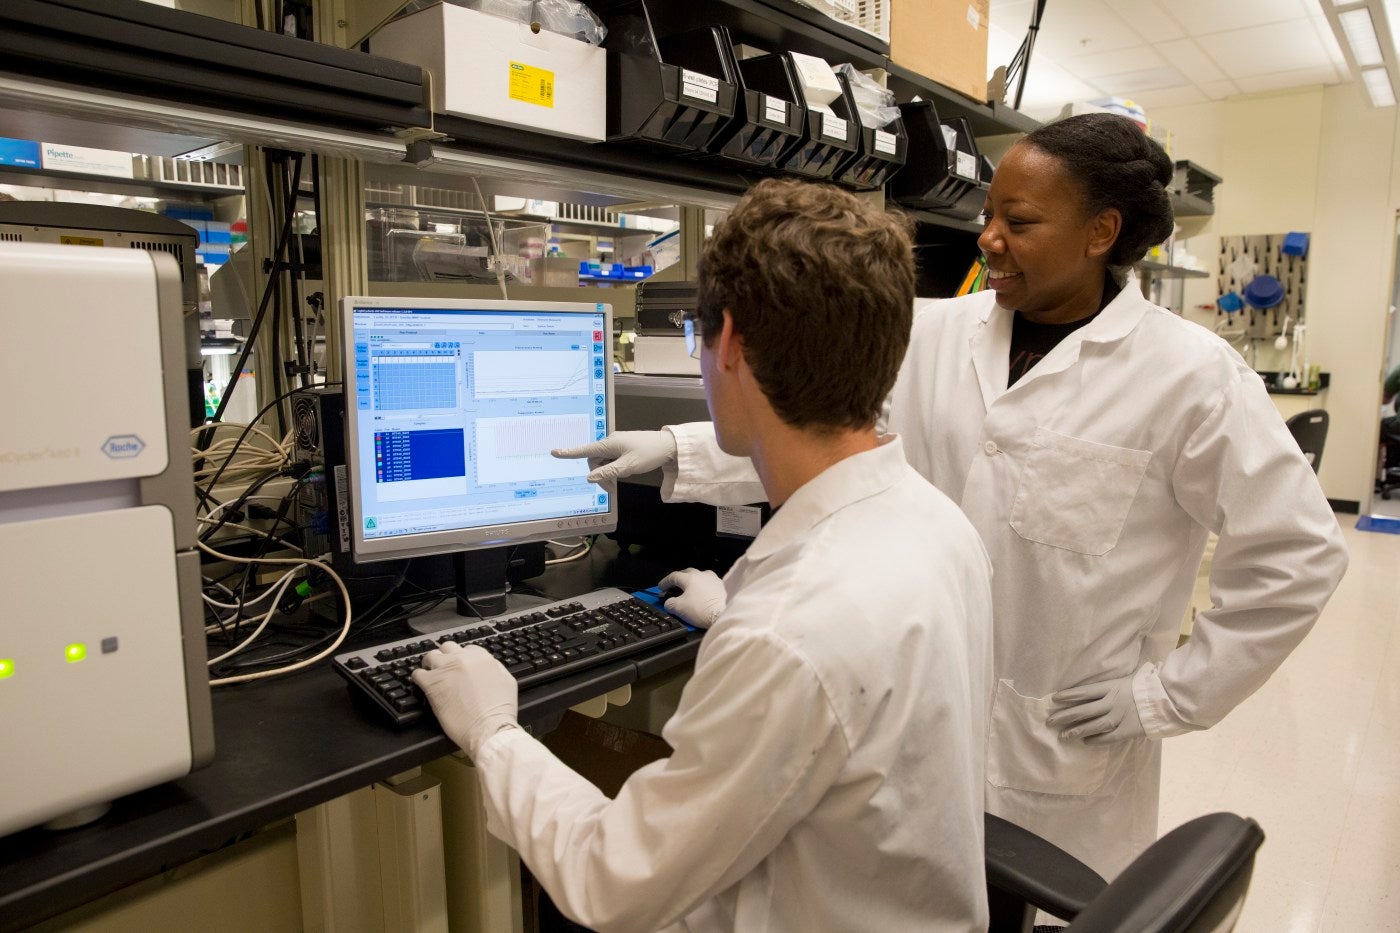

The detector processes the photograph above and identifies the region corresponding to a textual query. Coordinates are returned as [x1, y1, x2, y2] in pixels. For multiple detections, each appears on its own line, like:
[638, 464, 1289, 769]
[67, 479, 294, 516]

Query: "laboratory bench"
[0, 539, 701, 932]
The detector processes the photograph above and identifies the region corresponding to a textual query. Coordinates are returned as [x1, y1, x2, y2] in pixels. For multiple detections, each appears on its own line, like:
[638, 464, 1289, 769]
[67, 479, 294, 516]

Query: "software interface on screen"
[349, 303, 610, 545]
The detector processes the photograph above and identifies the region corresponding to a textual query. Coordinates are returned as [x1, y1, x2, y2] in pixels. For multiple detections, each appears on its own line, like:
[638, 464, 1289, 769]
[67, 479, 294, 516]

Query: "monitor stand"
[405, 546, 549, 636]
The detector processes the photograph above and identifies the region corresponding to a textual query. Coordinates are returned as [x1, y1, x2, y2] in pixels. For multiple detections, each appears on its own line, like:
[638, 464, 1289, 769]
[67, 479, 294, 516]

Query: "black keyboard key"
[505, 661, 535, 676]
[346, 657, 368, 670]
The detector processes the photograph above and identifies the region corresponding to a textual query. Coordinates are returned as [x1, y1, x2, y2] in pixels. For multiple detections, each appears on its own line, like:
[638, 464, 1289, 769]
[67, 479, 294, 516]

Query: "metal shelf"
[905, 210, 986, 236]
[419, 121, 754, 212]
[885, 63, 1040, 138]
[1170, 191, 1215, 218]
[0, 165, 241, 201]
[1138, 259, 1210, 278]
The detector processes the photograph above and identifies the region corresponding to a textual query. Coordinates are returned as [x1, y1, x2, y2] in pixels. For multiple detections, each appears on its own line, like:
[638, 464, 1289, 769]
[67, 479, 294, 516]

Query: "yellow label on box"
[509, 61, 554, 108]
[59, 235, 105, 247]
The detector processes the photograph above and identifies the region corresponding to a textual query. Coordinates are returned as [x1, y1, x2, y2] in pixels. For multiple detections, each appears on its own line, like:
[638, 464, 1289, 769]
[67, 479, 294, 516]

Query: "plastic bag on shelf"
[450, 0, 606, 45]
[836, 63, 898, 129]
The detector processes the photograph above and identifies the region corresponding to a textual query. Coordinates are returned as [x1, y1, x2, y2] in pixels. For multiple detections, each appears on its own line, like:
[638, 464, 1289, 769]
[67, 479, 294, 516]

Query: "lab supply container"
[704, 33, 805, 167]
[370, 2, 606, 142]
[832, 95, 908, 191]
[594, 0, 738, 152]
[887, 104, 988, 220]
[766, 53, 859, 180]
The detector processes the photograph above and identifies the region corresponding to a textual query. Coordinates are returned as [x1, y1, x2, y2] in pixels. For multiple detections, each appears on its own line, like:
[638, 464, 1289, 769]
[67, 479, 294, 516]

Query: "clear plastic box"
[366, 207, 548, 283]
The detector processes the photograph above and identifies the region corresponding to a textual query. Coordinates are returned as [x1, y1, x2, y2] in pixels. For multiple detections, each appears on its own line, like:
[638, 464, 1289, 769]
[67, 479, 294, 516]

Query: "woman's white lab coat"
[669, 284, 1348, 877]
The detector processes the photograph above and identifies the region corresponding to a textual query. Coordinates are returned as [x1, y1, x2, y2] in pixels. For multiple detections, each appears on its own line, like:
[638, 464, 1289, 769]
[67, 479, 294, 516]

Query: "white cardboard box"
[372, 5, 606, 142]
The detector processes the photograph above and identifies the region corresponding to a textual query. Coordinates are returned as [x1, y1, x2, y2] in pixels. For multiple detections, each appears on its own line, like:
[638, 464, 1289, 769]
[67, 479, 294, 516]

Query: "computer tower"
[613, 373, 766, 571]
[291, 385, 352, 565]
[0, 241, 214, 835]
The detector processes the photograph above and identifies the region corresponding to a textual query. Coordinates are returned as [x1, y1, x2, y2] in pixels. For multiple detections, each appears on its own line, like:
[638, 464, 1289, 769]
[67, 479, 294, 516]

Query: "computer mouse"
[660, 586, 684, 601]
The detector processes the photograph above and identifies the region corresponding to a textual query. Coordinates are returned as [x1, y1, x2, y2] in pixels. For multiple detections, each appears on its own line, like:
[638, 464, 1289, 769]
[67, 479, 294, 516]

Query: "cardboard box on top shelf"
[889, 0, 991, 104]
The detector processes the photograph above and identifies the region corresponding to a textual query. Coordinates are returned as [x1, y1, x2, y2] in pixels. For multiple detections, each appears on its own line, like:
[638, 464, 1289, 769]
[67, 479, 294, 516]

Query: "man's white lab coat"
[667, 286, 1348, 877]
[473, 438, 993, 931]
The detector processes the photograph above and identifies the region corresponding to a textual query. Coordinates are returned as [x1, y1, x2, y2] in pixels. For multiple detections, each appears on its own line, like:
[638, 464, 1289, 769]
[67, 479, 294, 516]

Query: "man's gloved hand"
[411, 642, 519, 759]
[552, 431, 677, 485]
[658, 568, 726, 629]
[1046, 674, 1145, 746]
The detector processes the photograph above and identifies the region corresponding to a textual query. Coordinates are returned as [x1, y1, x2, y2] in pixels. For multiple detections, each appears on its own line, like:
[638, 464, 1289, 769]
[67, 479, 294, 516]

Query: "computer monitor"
[342, 295, 616, 621]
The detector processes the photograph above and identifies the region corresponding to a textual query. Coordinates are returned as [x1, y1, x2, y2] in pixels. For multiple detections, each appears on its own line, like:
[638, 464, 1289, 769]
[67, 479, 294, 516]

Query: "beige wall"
[1154, 83, 1399, 505]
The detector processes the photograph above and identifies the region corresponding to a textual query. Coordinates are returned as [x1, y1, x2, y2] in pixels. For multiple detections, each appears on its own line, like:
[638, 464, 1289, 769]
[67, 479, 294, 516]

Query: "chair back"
[1066, 813, 1265, 933]
[1285, 409, 1329, 473]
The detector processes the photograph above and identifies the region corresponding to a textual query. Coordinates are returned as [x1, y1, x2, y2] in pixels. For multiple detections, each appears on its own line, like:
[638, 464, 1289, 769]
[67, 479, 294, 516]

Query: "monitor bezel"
[340, 295, 617, 563]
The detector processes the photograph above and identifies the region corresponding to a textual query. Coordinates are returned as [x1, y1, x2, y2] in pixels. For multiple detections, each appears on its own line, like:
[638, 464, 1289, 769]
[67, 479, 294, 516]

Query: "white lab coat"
[667, 285, 1348, 877]
[473, 437, 994, 931]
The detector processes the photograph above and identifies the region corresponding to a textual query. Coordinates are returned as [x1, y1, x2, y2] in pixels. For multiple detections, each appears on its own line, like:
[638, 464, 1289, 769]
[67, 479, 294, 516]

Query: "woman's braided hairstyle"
[1022, 112, 1175, 267]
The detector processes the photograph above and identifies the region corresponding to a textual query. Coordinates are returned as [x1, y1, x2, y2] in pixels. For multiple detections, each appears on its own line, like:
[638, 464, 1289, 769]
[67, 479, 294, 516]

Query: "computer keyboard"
[333, 588, 690, 727]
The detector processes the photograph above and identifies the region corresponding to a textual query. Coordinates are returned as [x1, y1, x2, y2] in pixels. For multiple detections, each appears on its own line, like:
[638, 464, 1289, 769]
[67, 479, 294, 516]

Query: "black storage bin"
[888, 104, 987, 220]
[705, 35, 805, 167]
[769, 54, 859, 180]
[596, 0, 738, 152]
[832, 96, 908, 191]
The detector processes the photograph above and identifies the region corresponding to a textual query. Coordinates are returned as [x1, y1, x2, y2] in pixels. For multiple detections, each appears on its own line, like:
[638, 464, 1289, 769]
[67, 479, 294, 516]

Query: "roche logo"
[101, 435, 146, 459]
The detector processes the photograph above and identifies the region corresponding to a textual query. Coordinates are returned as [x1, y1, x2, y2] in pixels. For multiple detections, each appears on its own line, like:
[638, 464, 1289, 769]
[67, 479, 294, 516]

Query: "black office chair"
[1285, 409, 1329, 473]
[1377, 416, 1400, 500]
[986, 812, 1265, 933]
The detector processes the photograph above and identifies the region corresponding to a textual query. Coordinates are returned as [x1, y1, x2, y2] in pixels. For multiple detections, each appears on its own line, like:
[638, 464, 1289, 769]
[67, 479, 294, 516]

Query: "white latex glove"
[411, 642, 519, 759]
[1046, 674, 1145, 746]
[658, 568, 726, 629]
[552, 430, 677, 485]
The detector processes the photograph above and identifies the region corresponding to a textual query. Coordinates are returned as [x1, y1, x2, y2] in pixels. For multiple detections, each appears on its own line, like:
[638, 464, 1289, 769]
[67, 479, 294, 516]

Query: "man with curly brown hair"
[414, 179, 994, 932]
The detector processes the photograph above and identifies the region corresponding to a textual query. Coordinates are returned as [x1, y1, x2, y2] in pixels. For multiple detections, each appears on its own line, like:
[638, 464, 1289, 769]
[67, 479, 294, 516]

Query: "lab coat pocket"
[1009, 428, 1151, 556]
[987, 679, 1117, 797]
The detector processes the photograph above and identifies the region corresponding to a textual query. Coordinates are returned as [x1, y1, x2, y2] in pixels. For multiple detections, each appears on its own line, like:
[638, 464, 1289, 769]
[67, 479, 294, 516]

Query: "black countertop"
[0, 540, 700, 931]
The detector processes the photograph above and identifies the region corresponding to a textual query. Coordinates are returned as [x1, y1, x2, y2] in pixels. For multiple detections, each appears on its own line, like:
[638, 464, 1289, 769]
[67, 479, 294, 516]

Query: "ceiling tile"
[1196, 20, 1337, 78]
[1124, 85, 1210, 108]
[1199, 79, 1243, 100]
[1101, 65, 1191, 93]
[1064, 44, 1167, 78]
[1017, 57, 1108, 111]
[1233, 65, 1347, 93]
[1021, 0, 1146, 59]
[1101, 0, 1186, 42]
[1160, 0, 1313, 35]
[988, 2, 1034, 40]
[1156, 38, 1227, 84]
[1309, 12, 1351, 74]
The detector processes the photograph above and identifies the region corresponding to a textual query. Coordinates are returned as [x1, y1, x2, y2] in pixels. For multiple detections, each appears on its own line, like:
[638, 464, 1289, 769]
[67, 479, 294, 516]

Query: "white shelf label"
[874, 130, 897, 155]
[956, 150, 977, 179]
[764, 94, 788, 125]
[40, 142, 133, 179]
[716, 504, 762, 539]
[681, 69, 720, 104]
[822, 115, 848, 141]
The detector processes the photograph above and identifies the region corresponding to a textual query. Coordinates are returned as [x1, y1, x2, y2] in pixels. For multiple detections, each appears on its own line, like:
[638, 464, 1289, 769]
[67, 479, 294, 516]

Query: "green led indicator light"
[65, 643, 87, 663]
[0, 659, 13, 679]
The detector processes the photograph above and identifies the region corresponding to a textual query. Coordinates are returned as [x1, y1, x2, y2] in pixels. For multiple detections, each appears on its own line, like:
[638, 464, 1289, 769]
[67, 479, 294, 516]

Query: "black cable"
[198, 462, 308, 544]
[205, 151, 305, 431]
[200, 381, 341, 495]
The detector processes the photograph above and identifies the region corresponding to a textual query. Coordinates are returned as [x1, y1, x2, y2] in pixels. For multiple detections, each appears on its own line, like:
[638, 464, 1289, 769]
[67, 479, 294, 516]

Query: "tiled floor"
[1158, 522, 1400, 931]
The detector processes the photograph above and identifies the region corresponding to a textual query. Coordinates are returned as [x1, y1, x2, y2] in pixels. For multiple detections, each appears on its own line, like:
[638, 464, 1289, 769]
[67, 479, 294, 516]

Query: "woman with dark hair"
[559, 113, 1348, 878]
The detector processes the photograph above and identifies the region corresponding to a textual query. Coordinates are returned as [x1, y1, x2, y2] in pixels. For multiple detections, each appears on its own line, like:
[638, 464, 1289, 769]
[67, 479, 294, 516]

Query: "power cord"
[198, 541, 353, 686]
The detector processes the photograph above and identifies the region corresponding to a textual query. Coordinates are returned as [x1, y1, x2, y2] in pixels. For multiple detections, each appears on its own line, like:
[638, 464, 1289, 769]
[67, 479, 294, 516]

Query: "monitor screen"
[343, 296, 616, 561]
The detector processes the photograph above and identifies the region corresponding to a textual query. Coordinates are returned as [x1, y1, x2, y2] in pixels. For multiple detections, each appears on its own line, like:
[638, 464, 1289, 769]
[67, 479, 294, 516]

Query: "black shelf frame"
[886, 63, 1040, 138]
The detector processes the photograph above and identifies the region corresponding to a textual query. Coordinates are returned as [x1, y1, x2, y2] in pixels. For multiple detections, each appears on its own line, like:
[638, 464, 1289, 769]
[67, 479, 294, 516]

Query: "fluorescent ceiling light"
[1362, 67, 1397, 105]
[1340, 8, 1384, 66]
